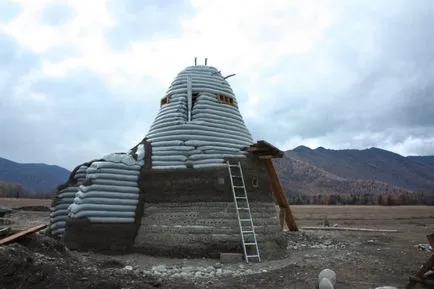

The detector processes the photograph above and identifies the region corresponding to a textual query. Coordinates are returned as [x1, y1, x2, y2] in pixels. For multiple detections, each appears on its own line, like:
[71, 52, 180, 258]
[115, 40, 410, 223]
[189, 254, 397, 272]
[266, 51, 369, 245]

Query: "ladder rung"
[232, 175, 242, 178]
[240, 219, 252, 222]
[229, 164, 239, 167]
[244, 243, 257, 246]
[233, 185, 244, 188]
[246, 254, 259, 258]
[237, 208, 249, 210]
[235, 196, 247, 199]
[242, 231, 254, 234]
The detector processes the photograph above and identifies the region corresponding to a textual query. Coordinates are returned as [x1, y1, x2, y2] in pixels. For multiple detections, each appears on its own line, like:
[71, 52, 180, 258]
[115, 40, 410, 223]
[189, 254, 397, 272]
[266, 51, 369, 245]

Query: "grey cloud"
[248, 0, 434, 155]
[105, 0, 194, 51]
[0, 31, 154, 169]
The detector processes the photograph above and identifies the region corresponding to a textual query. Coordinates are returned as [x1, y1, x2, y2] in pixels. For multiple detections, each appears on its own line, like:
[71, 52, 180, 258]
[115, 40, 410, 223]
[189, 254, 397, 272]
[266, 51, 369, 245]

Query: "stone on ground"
[318, 268, 336, 286]
[220, 253, 242, 264]
[319, 277, 334, 289]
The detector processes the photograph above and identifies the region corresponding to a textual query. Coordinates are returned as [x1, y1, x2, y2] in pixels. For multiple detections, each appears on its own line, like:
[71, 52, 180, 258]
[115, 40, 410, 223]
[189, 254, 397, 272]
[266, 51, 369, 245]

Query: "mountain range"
[0, 146, 433, 197]
[274, 146, 434, 196]
[0, 157, 70, 194]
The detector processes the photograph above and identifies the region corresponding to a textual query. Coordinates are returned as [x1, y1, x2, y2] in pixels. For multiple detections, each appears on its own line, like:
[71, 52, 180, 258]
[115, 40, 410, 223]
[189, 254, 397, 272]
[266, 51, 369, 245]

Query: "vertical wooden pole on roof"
[263, 157, 298, 231]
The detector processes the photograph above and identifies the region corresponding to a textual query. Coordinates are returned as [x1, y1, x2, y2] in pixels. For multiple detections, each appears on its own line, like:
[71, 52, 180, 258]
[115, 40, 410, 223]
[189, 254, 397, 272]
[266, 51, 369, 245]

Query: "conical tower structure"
[50, 60, 295, 260]
[145, 64, 254, 169]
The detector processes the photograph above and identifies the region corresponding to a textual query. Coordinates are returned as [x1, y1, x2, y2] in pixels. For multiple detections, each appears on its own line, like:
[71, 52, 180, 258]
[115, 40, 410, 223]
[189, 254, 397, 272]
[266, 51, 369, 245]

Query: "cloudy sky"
[0, 0, 433, 170]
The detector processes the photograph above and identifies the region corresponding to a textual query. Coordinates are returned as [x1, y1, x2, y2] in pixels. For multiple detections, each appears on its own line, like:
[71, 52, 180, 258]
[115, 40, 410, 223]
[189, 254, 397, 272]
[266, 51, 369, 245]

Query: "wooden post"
[263, 157, 298, 231]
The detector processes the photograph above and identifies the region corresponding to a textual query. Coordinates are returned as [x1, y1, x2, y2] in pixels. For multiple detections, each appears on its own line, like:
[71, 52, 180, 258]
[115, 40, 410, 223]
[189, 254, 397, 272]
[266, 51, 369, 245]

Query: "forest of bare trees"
[0, 182, 53, 199]
[288, 191, 434, 206]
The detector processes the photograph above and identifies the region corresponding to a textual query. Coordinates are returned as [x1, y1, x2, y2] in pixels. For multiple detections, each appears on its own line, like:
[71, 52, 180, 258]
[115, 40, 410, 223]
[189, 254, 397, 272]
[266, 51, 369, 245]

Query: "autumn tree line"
[287, 192, 434, 206]
[1, 181, 434, 206]
[0, 182, 53, 199]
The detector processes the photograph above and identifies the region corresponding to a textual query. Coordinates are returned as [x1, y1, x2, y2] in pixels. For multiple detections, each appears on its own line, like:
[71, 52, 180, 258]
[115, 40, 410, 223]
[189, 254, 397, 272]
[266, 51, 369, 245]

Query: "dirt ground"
[1, 198, 433, 289]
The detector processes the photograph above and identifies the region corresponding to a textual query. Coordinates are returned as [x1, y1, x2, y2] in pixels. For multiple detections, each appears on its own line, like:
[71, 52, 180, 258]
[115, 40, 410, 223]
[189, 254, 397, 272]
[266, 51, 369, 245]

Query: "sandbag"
[152, 150, 191, 156]
[50, 227, 65, 236]
[102, 154, 140, 166]
[75, 191, 139, 200]
[73, 197, 138, 206]
[87, 217, 135, 223]
[136, 144, 145, 161]
[79, 184, 139, 193]
[197, 145, 242, 152]
[147, 120, 185, 131]
[168, 87, 235, 98]
[57, 191, 77, 199]
[146, 128, 252, 143]
[193, 163, 228, 169]
[152, 164, 187, 169]
[51, 215, 68, 223]
[149, 134, 250, 146]
[51, 209, 69, 218]
[184, 140, 244, 149]
[90, 161, 140, 171]
[70, 210, 135, 218]
[50, 220, 66, 230]
[149, 140, 185, 146]
[191, 108, 243, 121]
[91, 178, 138, 187]
[87, 173, 138, 182]
[151, 160, 186, 166]
[192, 112, 247, 126]
[86, 167, 140, 176]
[151, 155, 187, 162]
[69, 203, 137, 214]
[189, 158, 224, 165]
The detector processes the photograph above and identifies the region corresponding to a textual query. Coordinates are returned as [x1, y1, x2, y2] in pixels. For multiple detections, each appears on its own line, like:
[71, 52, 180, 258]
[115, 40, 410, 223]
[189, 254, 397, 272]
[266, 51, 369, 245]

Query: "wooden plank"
[301, 226, 399, 233]
[0, 224, 47, 246]
[406, 234, 434, 289]
[264, 158, 298, 231]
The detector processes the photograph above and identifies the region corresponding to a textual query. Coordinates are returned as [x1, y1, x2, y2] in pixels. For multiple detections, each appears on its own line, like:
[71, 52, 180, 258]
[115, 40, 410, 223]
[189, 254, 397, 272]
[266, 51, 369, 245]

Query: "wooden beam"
[0, 224, 47, 246]
[301, 226, 399, 233]
[263, 158, 298, 231]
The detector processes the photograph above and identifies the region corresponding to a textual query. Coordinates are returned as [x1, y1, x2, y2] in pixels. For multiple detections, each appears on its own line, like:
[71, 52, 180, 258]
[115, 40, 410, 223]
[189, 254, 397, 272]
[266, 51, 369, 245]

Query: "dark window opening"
[216, 94, 234, 105]
[192, 92, 199, 107]
[160, 96, 170, 106]
[252, 176, 258, 188]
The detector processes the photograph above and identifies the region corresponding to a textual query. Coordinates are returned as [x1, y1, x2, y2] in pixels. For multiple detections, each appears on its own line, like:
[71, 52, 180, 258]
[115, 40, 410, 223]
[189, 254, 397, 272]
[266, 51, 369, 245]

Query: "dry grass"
[0, 198, 51, 209]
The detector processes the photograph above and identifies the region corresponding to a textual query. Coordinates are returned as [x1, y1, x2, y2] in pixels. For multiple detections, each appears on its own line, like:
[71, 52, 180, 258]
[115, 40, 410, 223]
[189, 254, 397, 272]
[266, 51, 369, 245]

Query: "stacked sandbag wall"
[63, 152, 144, 252]
[67, 153, 143, 224]
[49, 163, 89, 237]
[145, 65, 254, 169]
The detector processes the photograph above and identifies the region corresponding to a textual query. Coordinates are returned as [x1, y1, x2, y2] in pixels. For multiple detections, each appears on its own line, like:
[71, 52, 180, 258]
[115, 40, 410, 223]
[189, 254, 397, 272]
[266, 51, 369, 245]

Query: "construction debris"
[0, 224, 47, 246]
[416, 243, 433, 252]
[301, 226, 399, 233]
[0, 227, 10, 237]
[0, 205, 12, 218]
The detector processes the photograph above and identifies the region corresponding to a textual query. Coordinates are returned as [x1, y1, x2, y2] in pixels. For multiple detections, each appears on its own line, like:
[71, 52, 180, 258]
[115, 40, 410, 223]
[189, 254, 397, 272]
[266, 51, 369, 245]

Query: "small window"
[252, 176, 258, 188]
[192, 92, 199, 107]
[216, 95, 234, 105]
[160, 96, 170, 106]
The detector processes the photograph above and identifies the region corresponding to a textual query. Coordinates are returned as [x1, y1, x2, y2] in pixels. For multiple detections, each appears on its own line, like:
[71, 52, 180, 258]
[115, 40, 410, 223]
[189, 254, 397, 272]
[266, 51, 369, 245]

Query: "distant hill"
[274, 146, 434, 196]
[407, 155, 434, 167]
[0, 157, 70, 193]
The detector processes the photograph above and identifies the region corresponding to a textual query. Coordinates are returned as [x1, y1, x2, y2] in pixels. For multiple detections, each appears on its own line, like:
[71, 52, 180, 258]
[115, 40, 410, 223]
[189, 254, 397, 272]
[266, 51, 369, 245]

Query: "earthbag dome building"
[49, 61, 297, 261]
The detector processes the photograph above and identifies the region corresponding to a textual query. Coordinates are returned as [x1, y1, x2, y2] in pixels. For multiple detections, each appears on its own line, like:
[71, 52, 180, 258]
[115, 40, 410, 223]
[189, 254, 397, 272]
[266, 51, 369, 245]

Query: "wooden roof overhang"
[242, 140, 284, 158]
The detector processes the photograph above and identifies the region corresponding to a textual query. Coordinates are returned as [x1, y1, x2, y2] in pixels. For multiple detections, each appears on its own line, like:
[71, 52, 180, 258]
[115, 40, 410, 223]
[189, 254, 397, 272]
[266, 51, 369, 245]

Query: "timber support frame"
[243, 140, 298, 231]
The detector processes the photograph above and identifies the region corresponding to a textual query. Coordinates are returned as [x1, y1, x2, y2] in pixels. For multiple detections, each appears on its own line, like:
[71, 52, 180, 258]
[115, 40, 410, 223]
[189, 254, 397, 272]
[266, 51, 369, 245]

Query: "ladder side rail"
[237, 161, 261, 262]
[226, 160, 249, 261]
